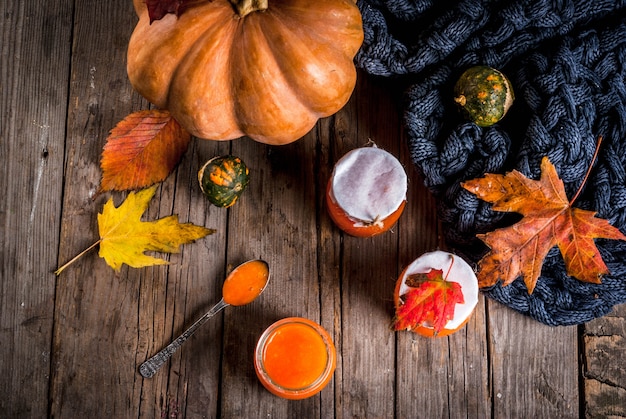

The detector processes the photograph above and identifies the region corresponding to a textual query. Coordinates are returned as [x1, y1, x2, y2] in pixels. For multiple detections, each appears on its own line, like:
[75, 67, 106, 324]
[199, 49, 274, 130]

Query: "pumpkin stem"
[230, 0, 268, 17]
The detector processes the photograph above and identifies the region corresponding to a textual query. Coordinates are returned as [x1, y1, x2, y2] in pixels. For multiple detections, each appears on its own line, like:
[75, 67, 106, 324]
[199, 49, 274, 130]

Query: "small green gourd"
[454, 66, 514, 127]
[198, 155, 249, 208]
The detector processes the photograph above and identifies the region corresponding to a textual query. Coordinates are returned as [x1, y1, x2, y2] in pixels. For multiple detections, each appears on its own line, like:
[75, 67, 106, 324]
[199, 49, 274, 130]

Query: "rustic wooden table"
[2, 1, 625, 418]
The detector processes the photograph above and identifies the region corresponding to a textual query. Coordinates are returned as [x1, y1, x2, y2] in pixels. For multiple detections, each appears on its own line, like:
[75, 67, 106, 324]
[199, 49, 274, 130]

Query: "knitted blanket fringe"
[355, 0, 626, 325]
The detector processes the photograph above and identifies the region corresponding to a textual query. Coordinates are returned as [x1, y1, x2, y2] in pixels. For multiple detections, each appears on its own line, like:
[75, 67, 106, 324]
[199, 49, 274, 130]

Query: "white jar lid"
[397, 250, 478, 330]
[330, 146, 407, 223]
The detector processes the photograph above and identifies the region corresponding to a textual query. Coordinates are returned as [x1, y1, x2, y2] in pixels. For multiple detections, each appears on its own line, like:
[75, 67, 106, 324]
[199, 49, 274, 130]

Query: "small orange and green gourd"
[454, 66, 514, 127]
[198, 155, 250, 208]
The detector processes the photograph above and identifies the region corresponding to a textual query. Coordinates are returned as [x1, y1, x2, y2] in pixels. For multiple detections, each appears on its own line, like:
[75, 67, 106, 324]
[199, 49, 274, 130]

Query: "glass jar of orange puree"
[326, 146, 407, 237]
[254, 317, 336, 400]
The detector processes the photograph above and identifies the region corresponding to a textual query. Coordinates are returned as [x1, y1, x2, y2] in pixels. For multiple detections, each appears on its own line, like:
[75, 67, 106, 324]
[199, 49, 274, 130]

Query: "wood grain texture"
[488, 300, 579, 418]
[49, 1, 146, 416]
[335, 76, 400, 418]
[583, 303, 626, 418]
[1, 0, 625, 417]
[0, 1, 72, 417]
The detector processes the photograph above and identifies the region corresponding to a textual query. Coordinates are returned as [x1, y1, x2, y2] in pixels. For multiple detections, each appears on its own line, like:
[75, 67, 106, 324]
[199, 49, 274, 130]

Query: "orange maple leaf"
[393, 268, 465, 334]
[99, 109, 190, 192]
[462, 156, 626, 294]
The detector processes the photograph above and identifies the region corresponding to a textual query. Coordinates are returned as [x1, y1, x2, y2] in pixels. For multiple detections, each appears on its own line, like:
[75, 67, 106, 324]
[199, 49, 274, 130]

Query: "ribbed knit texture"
[356, 0, 626, 325]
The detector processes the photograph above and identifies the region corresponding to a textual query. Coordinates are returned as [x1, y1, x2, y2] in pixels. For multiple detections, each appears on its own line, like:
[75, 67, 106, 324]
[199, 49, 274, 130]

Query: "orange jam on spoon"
[221, 259, 269, 306]
[254, 317, 336, 399]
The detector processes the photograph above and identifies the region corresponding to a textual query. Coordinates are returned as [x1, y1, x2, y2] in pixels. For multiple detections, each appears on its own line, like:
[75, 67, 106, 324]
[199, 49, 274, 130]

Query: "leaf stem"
[570, 136, 603, 206]
[54, 239, 102, 276]
[443, 255, 455, 281]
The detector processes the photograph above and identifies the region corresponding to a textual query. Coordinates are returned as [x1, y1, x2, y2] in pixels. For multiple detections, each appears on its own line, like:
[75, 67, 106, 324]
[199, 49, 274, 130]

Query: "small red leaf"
[393, 268, 465, 334]
[99, 109, 190, 192]
[146, 0, 205, 23]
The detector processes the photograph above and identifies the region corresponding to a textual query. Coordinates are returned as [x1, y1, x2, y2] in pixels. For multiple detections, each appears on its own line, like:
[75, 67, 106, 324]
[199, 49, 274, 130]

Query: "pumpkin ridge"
[229, 13, 318, 143]
[169, 4, 244, 140]
[259, 7, 358, 113]
[129, 2, 230, 108]
[269, 0, 363, 58]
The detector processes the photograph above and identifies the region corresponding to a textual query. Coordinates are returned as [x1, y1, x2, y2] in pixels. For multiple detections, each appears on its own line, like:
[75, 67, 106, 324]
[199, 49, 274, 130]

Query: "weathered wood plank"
[394, 90, 491, 418]
[583, 302, 626, 418]
[0, 1, 72, 417]
[49, 1, 148, 416]
[488, 300, 579, 418]
[396, 220, 491, 417]
[334, 75, 401, 418]
[316, 115, 346, 419]
[136, 138, 230, 418]
[220, 135, 325, 416]
[50, 1, 234, 416]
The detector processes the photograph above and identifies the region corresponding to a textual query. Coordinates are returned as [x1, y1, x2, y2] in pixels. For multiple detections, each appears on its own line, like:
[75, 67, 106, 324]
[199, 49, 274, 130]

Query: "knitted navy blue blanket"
[355, 0, 626, 325]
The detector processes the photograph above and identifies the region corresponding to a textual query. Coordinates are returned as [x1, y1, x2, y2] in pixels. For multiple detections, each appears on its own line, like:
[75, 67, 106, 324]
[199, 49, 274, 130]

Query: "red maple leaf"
[393, 268, 465, 334]
[145, 0, 206, 23]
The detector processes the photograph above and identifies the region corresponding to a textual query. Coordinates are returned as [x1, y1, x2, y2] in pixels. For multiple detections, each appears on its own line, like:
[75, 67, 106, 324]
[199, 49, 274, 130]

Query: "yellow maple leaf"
[55, 186, 214, 274]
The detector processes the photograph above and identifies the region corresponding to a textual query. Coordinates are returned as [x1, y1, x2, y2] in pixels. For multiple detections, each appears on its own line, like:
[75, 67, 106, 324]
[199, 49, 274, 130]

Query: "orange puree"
[326, 180, 406, 237]
[263, 322, 327, 389]
[255, 318, 336, 399]
[222, 260, 269, 306]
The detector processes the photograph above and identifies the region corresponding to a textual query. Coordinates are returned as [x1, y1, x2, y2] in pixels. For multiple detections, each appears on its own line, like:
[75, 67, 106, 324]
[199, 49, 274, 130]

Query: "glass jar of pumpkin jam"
[254, 317, 336, 400]
[326, 146, 407, 237]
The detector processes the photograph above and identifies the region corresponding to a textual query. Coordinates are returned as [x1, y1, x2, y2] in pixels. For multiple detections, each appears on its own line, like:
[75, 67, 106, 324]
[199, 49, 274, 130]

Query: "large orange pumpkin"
[127, 0, 364, 145]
